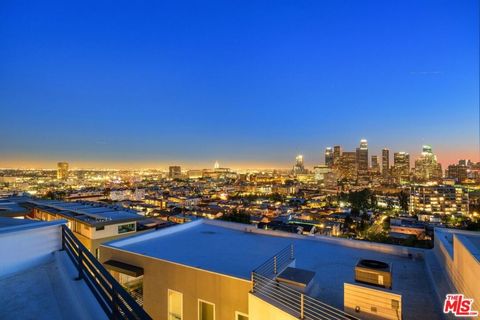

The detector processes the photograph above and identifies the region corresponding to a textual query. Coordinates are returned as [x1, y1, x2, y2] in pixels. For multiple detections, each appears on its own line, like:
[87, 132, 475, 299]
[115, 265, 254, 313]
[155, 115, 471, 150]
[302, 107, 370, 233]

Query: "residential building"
[410, 185, 469, 215]
[26, 199, 149, 256]
[99, 219, 450, 320]
[57, 162, 69, 180]
[169, 166, 182, 179]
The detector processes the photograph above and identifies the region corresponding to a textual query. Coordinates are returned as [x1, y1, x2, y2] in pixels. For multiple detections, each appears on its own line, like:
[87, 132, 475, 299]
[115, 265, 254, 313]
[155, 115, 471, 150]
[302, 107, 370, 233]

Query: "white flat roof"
[104, 219, 443, 318]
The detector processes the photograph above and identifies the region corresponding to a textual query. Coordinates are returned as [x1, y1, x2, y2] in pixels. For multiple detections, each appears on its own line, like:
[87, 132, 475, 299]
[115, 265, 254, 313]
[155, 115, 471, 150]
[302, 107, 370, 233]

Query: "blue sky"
[0, 0, 478, 168]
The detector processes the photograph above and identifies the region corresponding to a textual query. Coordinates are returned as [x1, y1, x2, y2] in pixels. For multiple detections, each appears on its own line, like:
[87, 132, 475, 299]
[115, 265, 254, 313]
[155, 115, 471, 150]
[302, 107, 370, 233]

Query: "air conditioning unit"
[355, 259, 392, 289]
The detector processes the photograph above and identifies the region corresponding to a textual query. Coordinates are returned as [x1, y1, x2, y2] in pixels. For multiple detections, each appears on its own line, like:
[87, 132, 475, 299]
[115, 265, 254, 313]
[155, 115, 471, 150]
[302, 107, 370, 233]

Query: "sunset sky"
[0, 0, 478, 169]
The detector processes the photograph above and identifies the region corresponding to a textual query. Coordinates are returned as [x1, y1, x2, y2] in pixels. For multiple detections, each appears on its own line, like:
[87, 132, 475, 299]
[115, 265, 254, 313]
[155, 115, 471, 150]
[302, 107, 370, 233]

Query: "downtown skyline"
[0, 141, 476, 170]
[1, 0, 479, 169]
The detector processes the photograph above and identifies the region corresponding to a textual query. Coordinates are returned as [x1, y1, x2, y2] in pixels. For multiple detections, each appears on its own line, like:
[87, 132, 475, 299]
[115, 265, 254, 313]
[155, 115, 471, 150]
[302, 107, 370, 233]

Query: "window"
[235, 312, 248, 320]
[96, 226, 105, 231]
[118, 223, 135, 234]
[198, 300, 215, 320]
[168, 290, 183, 320]
[111, 271, 144, 306]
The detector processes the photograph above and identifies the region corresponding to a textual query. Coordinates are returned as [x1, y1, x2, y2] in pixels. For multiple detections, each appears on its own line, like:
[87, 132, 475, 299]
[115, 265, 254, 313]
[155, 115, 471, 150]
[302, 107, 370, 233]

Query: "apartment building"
[99, 219, 452, 320]
[26, 199, 149, 256]
[410, 185, 469, 215]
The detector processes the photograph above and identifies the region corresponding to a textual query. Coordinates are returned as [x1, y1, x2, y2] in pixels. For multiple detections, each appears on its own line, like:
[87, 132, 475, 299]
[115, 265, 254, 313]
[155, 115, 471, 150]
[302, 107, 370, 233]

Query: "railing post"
[273, 256, 277, 274]
[60, 227, 65, 251]
[112, 287, 119, 320]
[300, 293, 304, 319]
[251, 272, 255, 292]
[76, 246, 84, 280]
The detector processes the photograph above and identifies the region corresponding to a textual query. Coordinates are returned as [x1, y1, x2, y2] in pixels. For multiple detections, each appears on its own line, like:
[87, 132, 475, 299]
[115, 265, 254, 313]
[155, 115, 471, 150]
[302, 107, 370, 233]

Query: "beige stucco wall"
[100, 246, 252, 320]
[344, 283, 402, 320]
[247, 293, 297, 320]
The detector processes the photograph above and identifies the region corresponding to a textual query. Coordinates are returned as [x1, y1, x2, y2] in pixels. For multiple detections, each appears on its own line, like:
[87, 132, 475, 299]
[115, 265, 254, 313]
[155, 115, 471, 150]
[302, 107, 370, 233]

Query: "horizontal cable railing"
[253, 244, 294, 277]
[61, 225, 151, 320]
[251, 245, 358, 320]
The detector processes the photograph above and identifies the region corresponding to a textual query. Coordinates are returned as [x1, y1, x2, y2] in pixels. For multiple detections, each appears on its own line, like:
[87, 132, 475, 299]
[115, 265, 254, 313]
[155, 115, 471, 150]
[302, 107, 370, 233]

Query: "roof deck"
[27, 199, 144, 227]
[105, 219, 443, 318]
[0, 252, 106, 320]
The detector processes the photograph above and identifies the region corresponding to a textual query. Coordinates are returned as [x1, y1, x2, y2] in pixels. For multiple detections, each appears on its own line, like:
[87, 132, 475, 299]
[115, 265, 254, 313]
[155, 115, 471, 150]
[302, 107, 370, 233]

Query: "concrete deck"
[0, 251, 106, 320]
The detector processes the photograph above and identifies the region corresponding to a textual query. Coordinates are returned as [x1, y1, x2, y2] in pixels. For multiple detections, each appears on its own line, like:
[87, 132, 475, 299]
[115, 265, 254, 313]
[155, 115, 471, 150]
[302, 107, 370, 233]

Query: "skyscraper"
[169, 166, 182, 179]
[325, 147, 334, 167]
[293, 155, 306, 174]
[382, 148, 390, 176]
[338, 151, 357, 181]
[414, 145, 442, 182]
[57, 162, 69, 180]
[371, 155, 379, 173]
[356, 139, 369, 174]
[333, 145, 342, 165]
[393, 152, 410, 182]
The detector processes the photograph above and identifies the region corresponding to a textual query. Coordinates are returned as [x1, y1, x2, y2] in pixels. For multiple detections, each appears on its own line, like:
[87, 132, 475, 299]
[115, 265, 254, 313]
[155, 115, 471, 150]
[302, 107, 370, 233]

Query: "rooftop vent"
[355, 259, 392, 289]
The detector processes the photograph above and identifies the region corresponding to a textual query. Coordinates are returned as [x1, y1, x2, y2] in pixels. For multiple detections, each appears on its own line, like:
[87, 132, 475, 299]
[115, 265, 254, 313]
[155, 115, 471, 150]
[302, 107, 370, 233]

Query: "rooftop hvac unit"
[355, 259, 392, 289]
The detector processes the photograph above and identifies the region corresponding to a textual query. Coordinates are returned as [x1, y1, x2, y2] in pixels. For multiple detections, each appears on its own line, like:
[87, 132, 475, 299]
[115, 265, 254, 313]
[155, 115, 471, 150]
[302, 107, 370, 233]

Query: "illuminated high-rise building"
[414, 145, 442, 182]
[356, 139, 369, 178]
[293, 155, 306, 174]
[371, 155, 379, 173]
[393, 152, 410, 182]
[325, 147, 334, 167]
[169, 166, 182, 179]
[214, 161, 220, 169]
[333, 146, 342, 164]
[382, 148, 390, 176]
[57, 162, 69, 180]
[447, 160, 471, 183]
[338, 151, 357, 181]
[410, 185, 469, 215]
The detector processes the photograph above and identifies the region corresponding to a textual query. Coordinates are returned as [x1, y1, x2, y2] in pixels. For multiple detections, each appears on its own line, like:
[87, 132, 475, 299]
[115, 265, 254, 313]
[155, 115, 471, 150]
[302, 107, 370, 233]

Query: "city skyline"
[0, 141, 476, 170]
[1, 0, 479, 168]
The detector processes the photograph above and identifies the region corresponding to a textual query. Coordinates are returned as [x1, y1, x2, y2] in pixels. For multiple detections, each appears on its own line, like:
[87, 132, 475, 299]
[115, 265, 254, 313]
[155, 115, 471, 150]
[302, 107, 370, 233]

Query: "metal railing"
[253, 244, 294, 277]
[61, 225, 152, 320]
[251, 245, 358, 320]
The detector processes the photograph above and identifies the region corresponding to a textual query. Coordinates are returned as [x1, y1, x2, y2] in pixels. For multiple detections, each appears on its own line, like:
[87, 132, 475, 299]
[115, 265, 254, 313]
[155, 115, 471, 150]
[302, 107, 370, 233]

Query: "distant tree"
[343, 215, 353, 230]
[386, 198, 394, 211]
[349, 189, 374, 213]
[220, 210, 251, 224]
[44, 191, 55, 200]
[398, 190, 409, 213]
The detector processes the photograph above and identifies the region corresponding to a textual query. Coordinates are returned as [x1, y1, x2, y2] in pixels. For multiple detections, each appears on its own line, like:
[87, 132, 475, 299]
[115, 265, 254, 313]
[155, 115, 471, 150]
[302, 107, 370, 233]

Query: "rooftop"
[0, 252, 106, 320]
[27, 199, 145, 227]
[0, 219, 106, 320]
[0, 197, 29, 217]
[105, 219, 443, 319]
